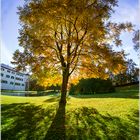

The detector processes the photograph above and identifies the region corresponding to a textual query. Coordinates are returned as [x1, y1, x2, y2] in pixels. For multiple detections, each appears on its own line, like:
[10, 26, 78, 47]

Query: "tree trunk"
[59, 71, 69, 106]
[45, 70, 68, 140]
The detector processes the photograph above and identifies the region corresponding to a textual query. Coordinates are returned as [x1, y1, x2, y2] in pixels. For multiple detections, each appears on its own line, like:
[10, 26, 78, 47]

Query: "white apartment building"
[1, 64, 29, 91]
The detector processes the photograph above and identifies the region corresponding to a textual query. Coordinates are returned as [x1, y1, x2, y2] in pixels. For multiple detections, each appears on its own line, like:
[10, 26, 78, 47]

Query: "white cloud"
[110, 1, 139, 65]
[111, 1, 139, 27]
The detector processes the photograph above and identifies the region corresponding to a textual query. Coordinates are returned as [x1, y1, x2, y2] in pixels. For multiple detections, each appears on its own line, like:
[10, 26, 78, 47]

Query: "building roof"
[1, 63, 29, 76]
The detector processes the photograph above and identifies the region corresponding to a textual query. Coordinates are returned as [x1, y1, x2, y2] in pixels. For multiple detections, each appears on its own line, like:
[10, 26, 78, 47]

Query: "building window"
[22, 84, 24, 86]
[1, 68, 4, 71]
[1, 80, 8, 84]
[10, 82, 14, 85]
[16, 77, 19, 80]
[6, 75, 10, 78]
[17, 73, 23, 77]
[1, 73, 4, 77]
[7, 70, 10, 73]
[11, 76, 14, 79]
[16, 77, 23, 81]
[15, 83, 20, 86]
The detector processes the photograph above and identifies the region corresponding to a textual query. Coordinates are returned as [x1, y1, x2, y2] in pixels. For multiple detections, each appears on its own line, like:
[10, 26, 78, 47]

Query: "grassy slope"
[1, 85, 138, 116]
[1, 85, 139, 140]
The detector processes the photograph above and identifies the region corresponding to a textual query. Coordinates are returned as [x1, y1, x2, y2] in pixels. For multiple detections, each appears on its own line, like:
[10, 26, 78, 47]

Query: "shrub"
[69, 78, 115, 95]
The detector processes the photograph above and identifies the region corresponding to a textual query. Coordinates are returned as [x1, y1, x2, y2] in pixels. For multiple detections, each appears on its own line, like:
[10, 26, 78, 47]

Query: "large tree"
[12, 0, 132, 105]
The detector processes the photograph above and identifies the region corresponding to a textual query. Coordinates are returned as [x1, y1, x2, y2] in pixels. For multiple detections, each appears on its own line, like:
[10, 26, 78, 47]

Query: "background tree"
[126, 59, 139, 83]
[28, 74, 61, 91]
[28, 78, 46, 91]
[12, 0, 132, 105]
[132, 30, 139, 51]
[69, 78, 115, 95]
[110, 59, 139, 85]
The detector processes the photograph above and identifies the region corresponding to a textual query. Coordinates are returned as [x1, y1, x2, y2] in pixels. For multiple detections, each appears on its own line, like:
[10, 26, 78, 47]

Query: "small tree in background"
[110, 59, 139, 85]
[12, 0, 133, 105]
[132, 30, 139, 51]
[28, 79, 46, 91]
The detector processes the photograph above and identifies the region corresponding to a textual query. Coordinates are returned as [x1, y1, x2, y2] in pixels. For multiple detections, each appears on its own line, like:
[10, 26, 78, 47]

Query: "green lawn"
[1, 85, 139, 140]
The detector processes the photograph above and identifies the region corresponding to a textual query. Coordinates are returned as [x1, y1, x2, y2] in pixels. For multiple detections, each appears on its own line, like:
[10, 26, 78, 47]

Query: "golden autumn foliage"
[12, 0, 133, 102]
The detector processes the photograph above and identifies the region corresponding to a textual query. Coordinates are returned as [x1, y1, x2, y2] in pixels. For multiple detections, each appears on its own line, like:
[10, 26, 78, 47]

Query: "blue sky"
[1, 0, 139, 66]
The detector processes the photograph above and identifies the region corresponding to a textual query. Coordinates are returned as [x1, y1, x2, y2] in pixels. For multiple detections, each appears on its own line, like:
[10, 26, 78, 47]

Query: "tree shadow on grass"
[43, 96, 71, 103]
[45, 103, 66, 140]
[1, 103, 56, 140]
[66, 107, 139, 140]
[44, 96, 60, 103]
[1, 103, 139, 140]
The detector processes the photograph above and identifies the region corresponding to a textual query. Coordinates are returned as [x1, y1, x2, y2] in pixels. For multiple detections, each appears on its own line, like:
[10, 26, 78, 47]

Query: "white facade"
[1, 64, 29, 91]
